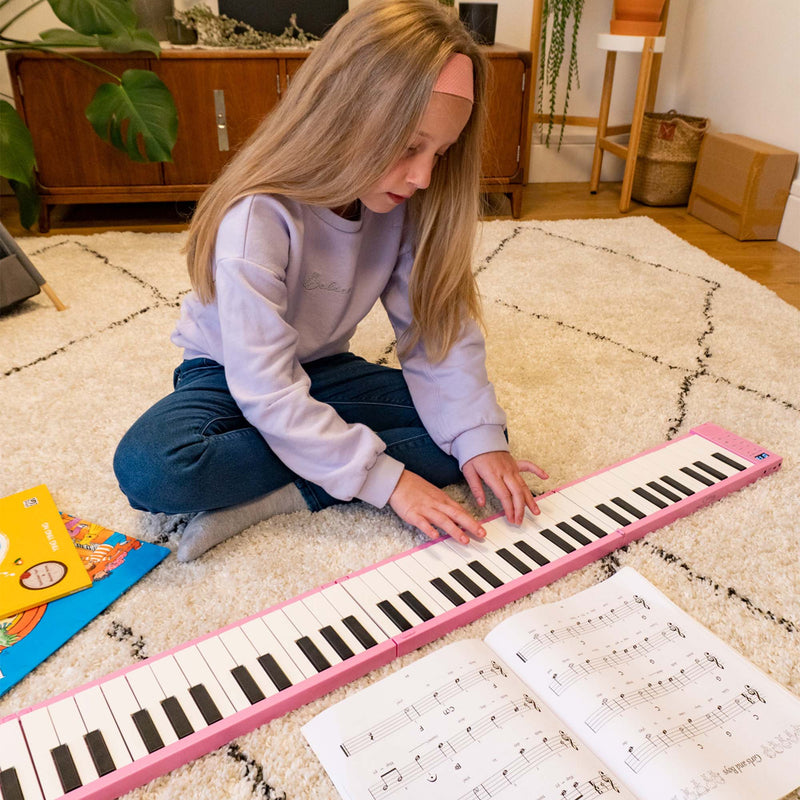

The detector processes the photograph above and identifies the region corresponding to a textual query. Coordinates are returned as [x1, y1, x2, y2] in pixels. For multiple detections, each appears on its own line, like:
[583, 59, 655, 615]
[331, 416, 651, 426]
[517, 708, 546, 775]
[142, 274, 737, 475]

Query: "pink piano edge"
[0, 422, 783, 800]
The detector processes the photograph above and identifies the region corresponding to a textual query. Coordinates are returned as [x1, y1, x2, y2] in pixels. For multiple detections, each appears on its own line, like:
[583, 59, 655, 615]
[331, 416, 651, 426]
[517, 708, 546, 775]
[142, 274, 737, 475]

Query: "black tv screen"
[218, 1, 348, 37]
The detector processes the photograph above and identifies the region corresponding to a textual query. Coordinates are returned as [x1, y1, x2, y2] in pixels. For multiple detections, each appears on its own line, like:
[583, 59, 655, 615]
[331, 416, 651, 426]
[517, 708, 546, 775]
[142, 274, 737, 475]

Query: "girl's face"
[359, 92, 473, 214]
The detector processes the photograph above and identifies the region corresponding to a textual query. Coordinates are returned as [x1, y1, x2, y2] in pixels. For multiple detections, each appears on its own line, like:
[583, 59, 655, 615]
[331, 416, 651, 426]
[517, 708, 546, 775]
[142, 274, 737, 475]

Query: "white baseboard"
[777, 179, 800, 252]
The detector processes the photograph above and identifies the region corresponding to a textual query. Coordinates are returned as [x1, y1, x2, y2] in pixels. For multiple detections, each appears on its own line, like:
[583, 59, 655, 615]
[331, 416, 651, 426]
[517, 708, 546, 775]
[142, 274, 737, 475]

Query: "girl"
[114, 0, 547, 562]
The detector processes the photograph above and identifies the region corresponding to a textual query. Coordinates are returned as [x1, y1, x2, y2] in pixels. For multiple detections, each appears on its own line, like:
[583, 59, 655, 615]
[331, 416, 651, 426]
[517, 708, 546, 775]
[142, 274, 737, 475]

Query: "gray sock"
[177, 483, 307, 562]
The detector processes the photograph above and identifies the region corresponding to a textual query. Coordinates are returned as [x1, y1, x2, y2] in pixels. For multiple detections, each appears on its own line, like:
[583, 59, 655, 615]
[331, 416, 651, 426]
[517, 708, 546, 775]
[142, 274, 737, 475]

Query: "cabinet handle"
[213, 89, 230, 152]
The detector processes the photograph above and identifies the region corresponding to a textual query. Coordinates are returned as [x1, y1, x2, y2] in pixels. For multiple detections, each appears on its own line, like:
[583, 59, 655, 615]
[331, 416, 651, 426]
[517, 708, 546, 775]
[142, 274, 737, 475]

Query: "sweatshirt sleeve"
[380, 246, 509, 468]
[213, 197, 404, 508]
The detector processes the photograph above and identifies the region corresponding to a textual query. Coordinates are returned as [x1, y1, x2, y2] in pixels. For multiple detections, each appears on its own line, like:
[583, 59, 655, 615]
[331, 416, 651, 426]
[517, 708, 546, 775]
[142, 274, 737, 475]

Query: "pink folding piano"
[0, 423, 782, 800]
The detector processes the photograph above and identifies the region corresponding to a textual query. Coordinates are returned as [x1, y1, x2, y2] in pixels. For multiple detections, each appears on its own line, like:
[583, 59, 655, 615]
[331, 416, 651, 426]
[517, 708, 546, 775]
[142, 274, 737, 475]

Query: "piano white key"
[338, 574, 399, 635]
[48, 696, 99, 787]
[434, 539, 504, 592]
[517, 511, 590, 559]
[100, 675, 150, 762]
[73, 685, 133, 775]
[280, 602, 343, 670]
[195, 637, 250, 712]
[218, 626, 278, 701]
[318, 583, 391, 647]
[149, 655, 207, 736]
[126, 665, 179, 749]
[680, 435, 747, 475]
[352, 569, 420, 631]
[535, 492, 610, 542]
[239, 615, 308, 687]
[301, 589, 371, 656]
[588, 471, 662, 518]
[551, 484, 620, 533]
[172, 644, 237, 723]
[484, 516, 562, 567]
[426, 533, 518, 584]
[395, 547, 487, 601]
[375, 559, 449, 617]
[19, 707, 67, 800]
[0, 717, 44, 800]
[259, 609, 319, 680]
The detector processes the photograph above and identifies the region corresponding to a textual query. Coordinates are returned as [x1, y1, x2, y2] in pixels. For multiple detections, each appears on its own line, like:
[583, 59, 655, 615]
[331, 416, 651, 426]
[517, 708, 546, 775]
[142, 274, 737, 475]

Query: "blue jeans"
[113, 353, 463, 514]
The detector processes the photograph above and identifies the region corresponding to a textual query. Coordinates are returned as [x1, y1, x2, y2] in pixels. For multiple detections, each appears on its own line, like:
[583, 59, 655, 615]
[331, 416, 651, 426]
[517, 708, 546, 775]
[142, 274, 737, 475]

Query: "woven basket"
[632, 110, 709, 206]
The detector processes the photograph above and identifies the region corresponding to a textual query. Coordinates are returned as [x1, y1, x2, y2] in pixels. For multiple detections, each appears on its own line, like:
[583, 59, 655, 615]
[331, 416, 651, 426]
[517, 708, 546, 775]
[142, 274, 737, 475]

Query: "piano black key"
[398, 590, 435, 622]
[596, 503, 632, 527]
[0, 768, 24, 800]
[496, 547, 532, 574]
[84, 728, 116, 776]
[51, 743, 82, 793]
[660, 475, 694, 496]
[320, 625, 356, 660]
[131, 709, 165, 754]
[449, 568, 485, 598]
[539, 528, 576, 553]
[188, 684, 223, 726]
[430, 577, 467, 606]
[680, 466, 714, 486]
[572, 514, 608, 537]
[467, 560, 504, 588]
[712, 452, 747, 471]
[633, 486, 667, 509]
[231, 665, 266, 704]
[160, 696, 194, 740]
[693, 459, 728, 481]
[342, 615, 379, 649]
[257, 653, 293, 691]
[296, 636, 333, 671]
[646, 480, 682, 503]
[514, 540, 549, 566]
[610, 497, 646, 520]
[556, 521, 592, 546]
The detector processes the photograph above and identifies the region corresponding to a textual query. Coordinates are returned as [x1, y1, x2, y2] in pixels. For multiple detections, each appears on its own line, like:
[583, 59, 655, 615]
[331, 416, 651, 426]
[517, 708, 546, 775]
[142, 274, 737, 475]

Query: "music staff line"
[515, 595, 650, 664]
[624, 685, 767, 774]
[556, 771, 622, 800]
[366, 695, 543, 798]
[549, 623, 686, 696]
[585, 652, 725, 732]
[340, 660, 510, 757]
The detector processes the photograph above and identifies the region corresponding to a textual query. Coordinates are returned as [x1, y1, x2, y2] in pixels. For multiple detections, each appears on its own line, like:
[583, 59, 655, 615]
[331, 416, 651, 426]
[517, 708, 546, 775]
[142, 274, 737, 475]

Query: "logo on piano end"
[755, 453, 769, 460]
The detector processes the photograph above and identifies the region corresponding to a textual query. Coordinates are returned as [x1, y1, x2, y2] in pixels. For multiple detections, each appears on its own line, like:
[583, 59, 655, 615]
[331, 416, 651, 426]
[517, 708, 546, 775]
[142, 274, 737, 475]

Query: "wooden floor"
[3, 183, 798, 310]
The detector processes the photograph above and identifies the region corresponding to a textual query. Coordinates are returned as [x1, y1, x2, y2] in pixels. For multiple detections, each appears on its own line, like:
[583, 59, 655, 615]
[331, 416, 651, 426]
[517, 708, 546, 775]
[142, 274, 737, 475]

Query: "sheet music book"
[302, 568, 800, 800]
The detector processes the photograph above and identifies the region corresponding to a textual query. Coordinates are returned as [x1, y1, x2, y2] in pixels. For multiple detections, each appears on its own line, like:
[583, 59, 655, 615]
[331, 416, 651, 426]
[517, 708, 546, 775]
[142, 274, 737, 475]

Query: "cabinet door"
[13, 54, 162, 189]
[482, 56, 526, 180]
[156, 57, 280, 186]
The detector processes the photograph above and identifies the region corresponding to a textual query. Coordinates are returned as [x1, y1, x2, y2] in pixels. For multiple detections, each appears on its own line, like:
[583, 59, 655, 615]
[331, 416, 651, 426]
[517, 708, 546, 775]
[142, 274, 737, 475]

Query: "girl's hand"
[389, 469, 486, 545]
[462, 451, 549, 526]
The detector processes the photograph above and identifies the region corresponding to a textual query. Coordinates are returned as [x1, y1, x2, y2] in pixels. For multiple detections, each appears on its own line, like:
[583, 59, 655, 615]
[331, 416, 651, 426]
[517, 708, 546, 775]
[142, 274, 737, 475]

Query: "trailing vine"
[538, 0, 584, 149]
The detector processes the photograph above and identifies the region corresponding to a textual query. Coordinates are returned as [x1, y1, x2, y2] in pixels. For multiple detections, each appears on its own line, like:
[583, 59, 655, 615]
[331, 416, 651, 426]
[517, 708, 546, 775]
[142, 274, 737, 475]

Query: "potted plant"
[537, 0, 585, 148]
[0, 0, 178, 229]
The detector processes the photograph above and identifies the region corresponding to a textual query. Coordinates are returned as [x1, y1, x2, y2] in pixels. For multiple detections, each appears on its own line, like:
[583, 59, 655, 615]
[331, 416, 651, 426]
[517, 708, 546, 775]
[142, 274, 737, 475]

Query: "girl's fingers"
[517, 459, 549, 481]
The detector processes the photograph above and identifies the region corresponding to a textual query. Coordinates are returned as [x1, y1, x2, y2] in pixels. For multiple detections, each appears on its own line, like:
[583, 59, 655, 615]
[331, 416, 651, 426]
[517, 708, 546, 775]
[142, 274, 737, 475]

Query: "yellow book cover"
[0, 485, 92, 618]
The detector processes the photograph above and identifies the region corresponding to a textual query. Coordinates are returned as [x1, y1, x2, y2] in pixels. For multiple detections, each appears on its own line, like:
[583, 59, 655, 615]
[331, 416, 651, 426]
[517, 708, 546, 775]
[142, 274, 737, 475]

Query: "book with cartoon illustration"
[0, 511, 168, 697]
[0, 485, 92, 618]
[303, 568, 800, 800]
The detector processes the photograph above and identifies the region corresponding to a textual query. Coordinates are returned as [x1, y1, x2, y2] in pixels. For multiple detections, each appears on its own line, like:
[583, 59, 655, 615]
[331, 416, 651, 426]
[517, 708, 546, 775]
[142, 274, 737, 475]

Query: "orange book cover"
[0, 485, 92, 617]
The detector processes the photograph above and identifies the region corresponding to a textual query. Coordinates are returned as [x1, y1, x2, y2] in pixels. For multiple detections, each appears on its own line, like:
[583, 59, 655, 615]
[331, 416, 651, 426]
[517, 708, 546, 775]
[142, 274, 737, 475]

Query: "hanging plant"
[537, 0, 585, 149]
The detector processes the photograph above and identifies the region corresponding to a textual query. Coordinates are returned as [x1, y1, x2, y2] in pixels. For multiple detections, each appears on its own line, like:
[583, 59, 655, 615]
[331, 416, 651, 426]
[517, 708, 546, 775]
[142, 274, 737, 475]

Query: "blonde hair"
[185, 0, 487, 361]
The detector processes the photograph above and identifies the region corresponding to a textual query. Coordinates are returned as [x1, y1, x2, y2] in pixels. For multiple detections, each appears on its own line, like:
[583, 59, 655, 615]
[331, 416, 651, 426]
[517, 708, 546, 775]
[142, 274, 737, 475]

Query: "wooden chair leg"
[619, 37, 655, 212]
[590, 51, 617, 194]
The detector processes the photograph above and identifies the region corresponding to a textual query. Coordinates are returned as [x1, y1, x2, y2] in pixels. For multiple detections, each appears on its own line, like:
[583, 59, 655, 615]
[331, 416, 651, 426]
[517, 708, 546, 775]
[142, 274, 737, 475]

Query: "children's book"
[0, 513, 168, 697]
[0, 485, 92, 617]
[302, 568, 800, 800]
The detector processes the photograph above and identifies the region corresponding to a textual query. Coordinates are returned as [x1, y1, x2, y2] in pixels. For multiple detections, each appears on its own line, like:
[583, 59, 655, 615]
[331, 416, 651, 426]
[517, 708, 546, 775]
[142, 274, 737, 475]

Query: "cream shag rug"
[1, 217, 798, 800]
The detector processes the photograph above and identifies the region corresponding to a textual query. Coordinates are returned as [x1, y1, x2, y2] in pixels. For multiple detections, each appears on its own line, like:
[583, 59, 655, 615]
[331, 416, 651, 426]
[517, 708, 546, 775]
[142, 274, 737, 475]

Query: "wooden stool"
[589, 33, 667, 212]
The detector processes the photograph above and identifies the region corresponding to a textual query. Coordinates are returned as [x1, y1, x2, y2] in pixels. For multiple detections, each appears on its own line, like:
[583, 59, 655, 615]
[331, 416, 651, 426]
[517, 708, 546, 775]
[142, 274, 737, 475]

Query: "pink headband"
[433, 53, 474, 103]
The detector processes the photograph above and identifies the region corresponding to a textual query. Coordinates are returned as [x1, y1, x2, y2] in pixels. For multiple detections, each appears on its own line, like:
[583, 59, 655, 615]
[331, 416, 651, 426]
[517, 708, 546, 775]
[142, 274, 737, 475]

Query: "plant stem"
[0, 0, 46, 37]
[0, 39, 122, 82]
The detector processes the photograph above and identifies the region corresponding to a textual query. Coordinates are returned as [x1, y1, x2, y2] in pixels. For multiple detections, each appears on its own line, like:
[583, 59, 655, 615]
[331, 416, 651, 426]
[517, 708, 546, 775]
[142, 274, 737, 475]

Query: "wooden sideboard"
[7, 45, 531, 231]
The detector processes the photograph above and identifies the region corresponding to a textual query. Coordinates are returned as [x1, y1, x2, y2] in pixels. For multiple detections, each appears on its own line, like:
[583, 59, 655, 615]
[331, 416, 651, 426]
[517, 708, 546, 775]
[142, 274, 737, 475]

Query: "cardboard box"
[688, 133, 798, 240]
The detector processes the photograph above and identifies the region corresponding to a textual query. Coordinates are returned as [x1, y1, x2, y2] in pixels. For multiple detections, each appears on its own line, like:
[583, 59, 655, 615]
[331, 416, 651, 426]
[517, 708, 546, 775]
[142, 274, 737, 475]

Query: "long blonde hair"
[185, 0, 487, 361]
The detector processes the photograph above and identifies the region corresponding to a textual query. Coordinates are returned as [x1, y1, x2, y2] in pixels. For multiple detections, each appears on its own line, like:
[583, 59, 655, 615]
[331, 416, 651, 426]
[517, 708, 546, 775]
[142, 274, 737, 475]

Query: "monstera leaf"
[86, 69, 178, 163]
[0, 101, 40, 229]
[48, 0, 139, 36]
[38, 25, 160, 55]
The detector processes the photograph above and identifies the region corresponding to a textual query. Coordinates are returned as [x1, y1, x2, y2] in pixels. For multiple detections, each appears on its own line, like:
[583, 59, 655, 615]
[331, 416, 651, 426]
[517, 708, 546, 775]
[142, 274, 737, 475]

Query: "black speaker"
[218, 1, 348, 37]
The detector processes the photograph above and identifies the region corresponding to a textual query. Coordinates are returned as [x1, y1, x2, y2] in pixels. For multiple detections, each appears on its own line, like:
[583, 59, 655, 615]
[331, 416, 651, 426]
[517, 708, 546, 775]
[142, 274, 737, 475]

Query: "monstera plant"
[0, 0, 178, 229]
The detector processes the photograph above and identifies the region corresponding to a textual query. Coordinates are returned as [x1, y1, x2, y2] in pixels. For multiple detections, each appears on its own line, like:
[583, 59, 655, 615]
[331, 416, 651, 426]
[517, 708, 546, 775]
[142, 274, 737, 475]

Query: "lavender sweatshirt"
[171, 194, 508, 508]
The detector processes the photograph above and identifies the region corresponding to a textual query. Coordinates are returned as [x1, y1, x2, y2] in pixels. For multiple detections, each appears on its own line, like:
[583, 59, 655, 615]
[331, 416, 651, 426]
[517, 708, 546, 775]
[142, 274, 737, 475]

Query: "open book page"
[303, 638, 635, 800]
[485, 567, 800, 800]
